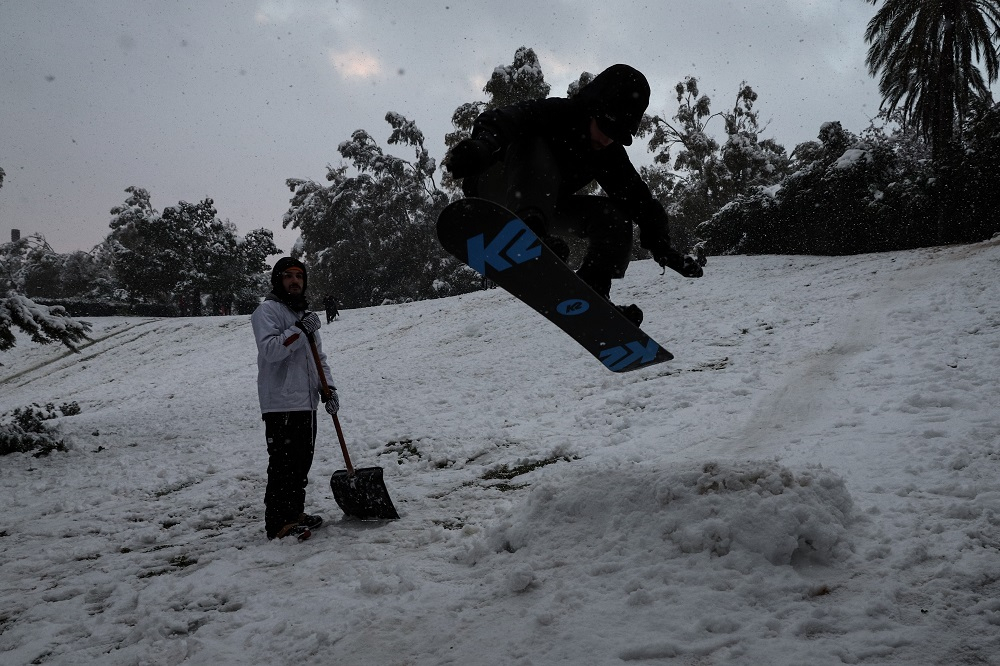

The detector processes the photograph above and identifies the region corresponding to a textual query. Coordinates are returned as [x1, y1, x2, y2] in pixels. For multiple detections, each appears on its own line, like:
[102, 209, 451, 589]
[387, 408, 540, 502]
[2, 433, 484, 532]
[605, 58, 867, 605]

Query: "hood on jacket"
[575, 64, 650, 147]
[270, 256, 309, 310]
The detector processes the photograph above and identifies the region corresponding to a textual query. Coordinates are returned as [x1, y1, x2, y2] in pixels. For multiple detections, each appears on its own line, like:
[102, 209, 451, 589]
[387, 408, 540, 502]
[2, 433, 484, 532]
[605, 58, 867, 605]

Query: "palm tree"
[864, 0, 1000, 159]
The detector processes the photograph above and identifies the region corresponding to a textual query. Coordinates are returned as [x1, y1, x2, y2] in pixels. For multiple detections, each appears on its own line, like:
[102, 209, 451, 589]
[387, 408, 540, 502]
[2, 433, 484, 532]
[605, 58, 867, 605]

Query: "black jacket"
[470, 97, 672, 252]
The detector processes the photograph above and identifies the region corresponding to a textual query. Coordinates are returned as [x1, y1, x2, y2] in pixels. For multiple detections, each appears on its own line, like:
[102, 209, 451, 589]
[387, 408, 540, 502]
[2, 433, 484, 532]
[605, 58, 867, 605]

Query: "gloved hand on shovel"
[295, 311, 322, 335]
[322, 387, 339, 416]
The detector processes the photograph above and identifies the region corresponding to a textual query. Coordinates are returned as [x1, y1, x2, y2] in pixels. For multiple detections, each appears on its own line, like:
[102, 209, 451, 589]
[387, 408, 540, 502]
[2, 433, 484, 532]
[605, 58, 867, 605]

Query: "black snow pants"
[262, 411, 317, 538]
[469, 136, 634, 299]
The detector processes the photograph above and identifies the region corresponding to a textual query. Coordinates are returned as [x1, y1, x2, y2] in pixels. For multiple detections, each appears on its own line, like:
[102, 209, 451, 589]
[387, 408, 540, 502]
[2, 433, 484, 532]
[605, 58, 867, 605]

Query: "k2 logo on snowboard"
[556, 299, 590, 316]
[467, 218, 541, 275]
[601, 339, 662, 372]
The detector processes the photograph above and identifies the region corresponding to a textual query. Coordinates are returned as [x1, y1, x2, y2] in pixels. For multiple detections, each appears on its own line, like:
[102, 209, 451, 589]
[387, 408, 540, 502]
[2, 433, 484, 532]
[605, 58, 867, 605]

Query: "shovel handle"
[331, 413, 354, 476]
[306, 332, 355, 475]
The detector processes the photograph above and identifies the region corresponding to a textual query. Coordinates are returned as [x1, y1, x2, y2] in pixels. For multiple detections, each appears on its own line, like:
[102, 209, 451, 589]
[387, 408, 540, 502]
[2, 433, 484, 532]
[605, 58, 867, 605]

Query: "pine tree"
[0, 235, 90, 352]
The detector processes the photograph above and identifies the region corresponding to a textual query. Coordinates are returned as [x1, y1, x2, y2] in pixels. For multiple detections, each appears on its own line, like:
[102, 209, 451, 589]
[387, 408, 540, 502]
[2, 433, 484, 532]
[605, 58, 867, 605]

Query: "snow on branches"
[0, 291, 90, 352]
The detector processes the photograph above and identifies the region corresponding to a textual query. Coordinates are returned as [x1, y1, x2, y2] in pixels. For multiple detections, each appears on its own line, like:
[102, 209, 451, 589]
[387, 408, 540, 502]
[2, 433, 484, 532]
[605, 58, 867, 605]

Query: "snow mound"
[470, 460, 855, 570]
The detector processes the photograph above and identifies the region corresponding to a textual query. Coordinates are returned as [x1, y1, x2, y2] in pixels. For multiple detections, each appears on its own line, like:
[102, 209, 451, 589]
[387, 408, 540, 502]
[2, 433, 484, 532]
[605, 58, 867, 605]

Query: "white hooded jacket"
[251, 295, 334, 413]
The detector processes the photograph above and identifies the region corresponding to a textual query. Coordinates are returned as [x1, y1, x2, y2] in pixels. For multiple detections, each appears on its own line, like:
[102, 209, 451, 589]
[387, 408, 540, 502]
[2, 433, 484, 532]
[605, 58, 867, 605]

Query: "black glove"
[640, 228, 675, 260]
[322, 387, 339, 415]
[446, 137, 498, 179]
[657, 250, 704, 278]
[295, 311, 321, 335]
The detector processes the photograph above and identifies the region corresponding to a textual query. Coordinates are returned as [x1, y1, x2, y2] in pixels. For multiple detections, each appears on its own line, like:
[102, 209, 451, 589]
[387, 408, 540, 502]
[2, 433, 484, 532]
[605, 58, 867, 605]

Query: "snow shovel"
[306, 334, 400, 520]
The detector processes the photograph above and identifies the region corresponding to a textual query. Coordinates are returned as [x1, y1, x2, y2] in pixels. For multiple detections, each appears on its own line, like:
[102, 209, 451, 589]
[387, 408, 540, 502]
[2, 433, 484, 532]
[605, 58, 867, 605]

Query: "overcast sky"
[1, 0, 883, 254]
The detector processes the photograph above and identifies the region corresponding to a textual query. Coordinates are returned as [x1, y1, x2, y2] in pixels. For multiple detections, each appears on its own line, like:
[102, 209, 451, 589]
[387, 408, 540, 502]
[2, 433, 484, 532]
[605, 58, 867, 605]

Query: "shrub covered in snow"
[699, 110, 1000, 255]
[0, 402, 81, 456]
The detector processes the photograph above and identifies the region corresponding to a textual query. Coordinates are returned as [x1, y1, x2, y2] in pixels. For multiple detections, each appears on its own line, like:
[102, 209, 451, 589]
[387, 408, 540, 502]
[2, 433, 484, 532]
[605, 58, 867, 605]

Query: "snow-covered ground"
[2, 240, 999, 665]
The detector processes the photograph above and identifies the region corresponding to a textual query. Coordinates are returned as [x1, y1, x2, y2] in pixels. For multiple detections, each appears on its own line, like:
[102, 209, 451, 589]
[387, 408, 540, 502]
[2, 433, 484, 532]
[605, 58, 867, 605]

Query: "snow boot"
[274, 522, 311, 541]
[273, 514, 323, 541]
[298, 513, 323, 530]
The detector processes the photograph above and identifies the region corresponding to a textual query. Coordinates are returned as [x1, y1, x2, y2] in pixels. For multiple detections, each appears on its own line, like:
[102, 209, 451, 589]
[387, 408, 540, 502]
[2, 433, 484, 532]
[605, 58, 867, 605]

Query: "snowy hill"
[2, 241, 999, 665]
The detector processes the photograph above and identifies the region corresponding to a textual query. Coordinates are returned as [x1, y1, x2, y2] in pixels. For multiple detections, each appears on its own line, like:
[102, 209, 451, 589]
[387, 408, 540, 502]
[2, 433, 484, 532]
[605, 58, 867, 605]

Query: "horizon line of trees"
[0, 182, 282, 352]
[5, 0, 1000, 349]
[3, 187, 280, 315]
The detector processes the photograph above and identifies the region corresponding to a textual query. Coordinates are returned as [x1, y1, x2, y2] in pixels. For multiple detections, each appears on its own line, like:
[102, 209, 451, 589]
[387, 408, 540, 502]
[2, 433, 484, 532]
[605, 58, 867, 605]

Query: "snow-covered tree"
[447, 46, 551, 146]
[0, 292, 91, 353]
[107, 187, 280, 314]
[698, 116, 941, 255]
[232, 228, 281, 314]
[285, 112, 478, 308]
[642, 77, 788, 250]
[160, 198, 240, 315]
[0, 235, 91, 353]
[0, 170, 90, 352]
[482, 46, 551, 109]
[443, 47, 553, 193]
[21, 237, 110, 301]
[106, 186, 167, 300]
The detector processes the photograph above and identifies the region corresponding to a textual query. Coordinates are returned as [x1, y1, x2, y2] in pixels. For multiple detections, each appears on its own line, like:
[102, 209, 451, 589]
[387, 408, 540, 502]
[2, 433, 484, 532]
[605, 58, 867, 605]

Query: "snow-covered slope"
[2, 240, 999, 665]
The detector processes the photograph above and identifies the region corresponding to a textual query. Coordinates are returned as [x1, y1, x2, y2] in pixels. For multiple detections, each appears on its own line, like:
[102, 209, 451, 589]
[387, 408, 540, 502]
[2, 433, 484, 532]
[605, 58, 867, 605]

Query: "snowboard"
[436, 198, 673, 372]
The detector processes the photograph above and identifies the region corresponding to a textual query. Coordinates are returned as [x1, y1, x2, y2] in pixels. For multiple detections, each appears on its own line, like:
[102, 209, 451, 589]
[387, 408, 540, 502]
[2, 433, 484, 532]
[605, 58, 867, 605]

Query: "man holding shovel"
[251, 257, 339, 540]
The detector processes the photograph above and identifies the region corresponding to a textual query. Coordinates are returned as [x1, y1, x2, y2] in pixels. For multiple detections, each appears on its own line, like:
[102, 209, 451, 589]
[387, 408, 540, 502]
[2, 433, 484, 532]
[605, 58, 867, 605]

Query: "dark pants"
[468, 136, 634, 299]
[262, 411, 316, 538]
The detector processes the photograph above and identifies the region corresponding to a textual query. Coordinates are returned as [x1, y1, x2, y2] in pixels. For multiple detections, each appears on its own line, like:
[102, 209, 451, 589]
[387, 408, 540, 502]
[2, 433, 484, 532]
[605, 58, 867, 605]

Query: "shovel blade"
[330, 467, 399, 520]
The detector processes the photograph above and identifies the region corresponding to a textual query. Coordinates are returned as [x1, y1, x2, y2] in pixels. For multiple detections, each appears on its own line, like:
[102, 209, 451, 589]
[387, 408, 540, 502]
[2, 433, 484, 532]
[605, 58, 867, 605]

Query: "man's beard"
[276, 287, 308, 310]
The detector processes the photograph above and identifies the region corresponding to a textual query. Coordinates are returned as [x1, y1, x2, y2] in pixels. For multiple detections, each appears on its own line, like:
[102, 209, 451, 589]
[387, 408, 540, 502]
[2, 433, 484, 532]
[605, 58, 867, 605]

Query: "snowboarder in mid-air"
[445, 64, 704, 327]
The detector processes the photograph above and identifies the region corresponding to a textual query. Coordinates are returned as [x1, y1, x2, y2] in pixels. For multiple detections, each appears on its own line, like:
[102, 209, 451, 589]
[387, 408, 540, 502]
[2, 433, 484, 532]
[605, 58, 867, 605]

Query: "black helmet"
[576, 64, 650, 146]
[270, 256, 308, 294]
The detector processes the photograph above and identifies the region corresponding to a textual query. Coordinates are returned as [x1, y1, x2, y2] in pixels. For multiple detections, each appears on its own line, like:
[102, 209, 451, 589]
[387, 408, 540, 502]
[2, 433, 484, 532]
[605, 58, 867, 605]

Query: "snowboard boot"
[542, 235, 570, 263]
[615, 303, 643, 328]
[517, 208, 570, 263]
